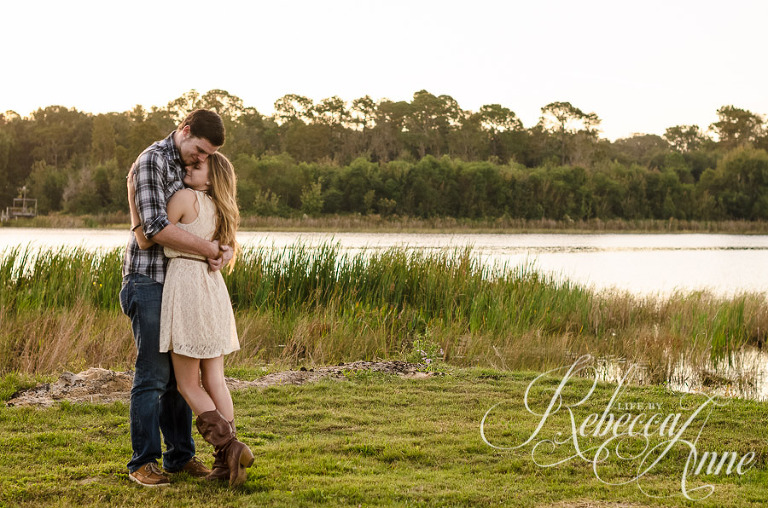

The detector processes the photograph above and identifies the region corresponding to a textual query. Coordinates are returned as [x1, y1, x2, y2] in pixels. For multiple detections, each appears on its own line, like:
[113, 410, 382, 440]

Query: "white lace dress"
[158, 190, 240, 358]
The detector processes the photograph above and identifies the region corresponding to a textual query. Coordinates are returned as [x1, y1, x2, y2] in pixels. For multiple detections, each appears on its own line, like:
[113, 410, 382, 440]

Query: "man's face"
[178, 125, 220, 166]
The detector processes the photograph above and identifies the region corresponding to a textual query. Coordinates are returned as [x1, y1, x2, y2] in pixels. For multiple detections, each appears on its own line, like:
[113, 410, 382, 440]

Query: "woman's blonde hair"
[206, 152, 240, 270]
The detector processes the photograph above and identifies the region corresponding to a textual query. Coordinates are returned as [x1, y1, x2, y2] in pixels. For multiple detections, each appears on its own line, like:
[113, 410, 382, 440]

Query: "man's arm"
[154, 226, 231, 271]
[133, 153, 219, 260]
[152, 223, 220, 259]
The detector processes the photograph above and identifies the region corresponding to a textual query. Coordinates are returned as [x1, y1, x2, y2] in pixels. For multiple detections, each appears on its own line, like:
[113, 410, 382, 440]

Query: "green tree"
[254, 153, 305, 210]
[166, 90, 202, 123]
[447, 112, 485, 161]
[538, 101, 600, 165]
[331, 157, 379, 213]
[312, 96, 351, 161]
[706, 147, 768, 219]
[200, 89, 245, 119]
[126, 121, 164, 164]
[405, 90, 461, 159]
[0, 111, 35, 205]
[300, 181, 324, 216]
[29, 106, 92, 168]
[0, 127, 13, 205]
[455, 161, 507, 217]
[611, 134, 670, 167]
[226, 107, 269, 157]
[476, 104, 524, 163]
[478, 104, 523, 132]
[313, 96, 349, 127]
[253, 189, 281, 216]
[91, 114, 116, 164]
[664, 125, 707, 153]
[370, 99, 410, 162]
[644, 169, 683, 219]
[274, 94, 314, 124]
[401, 156, 459, 217]
[351, 96, 376, 131]
[26, 161, 67, 214]
[710, 106, 764, 149]
[283, 123, 332, 162]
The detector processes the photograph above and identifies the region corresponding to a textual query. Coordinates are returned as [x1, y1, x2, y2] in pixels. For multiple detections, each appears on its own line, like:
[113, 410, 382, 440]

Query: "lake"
[1, 228, 767, 297]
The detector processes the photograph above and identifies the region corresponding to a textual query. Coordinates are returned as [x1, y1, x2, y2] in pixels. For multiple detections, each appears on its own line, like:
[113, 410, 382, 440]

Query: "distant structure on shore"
[1, 186, 37, 222]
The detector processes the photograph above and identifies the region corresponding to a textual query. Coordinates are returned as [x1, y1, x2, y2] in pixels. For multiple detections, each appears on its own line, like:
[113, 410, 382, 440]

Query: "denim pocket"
[119, 280, 130, 316]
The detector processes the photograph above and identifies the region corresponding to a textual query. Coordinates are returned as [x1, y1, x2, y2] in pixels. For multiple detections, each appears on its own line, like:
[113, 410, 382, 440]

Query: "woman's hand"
[127, 162, 154, 249]
[127, 163, 136, 202]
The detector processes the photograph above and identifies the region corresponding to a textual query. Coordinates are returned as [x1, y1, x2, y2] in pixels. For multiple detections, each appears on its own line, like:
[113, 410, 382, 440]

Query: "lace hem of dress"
[165, 343, 240, 359]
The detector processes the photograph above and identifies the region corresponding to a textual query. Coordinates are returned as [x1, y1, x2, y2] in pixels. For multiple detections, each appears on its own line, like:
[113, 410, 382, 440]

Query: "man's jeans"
[120, 273, 195, 473]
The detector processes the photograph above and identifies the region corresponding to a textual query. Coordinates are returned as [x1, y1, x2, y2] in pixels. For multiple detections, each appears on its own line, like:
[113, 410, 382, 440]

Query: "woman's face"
[183, 159, 210, 191]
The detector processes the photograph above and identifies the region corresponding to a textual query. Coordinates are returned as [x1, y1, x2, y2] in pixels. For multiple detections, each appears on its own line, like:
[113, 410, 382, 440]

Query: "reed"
[0, 245, 123, 312]
[1, 244, 765, 383]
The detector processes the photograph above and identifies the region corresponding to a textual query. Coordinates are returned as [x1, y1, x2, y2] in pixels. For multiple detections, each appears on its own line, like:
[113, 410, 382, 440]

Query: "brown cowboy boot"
[196, 410, 254, 487]
[205, 419, 236, 482]
[206, 447, 229, 482]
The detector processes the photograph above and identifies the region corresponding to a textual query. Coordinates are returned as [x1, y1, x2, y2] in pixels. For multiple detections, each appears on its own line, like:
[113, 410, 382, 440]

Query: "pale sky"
[2, 0, 766, 140]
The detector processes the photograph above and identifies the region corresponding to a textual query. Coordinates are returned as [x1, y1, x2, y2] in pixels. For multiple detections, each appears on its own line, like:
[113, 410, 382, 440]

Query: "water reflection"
[584, 348, 768, 401]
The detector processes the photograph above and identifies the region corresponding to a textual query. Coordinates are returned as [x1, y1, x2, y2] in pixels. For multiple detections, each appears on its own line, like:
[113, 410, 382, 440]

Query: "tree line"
[1, 89, 767, 221]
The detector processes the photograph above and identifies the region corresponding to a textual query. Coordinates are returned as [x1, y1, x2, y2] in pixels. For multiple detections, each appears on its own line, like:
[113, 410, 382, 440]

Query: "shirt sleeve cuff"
[143, 215, 170, 239]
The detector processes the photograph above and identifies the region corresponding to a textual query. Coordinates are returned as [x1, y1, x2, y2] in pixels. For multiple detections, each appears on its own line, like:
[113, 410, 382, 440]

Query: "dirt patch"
[6, 368, 135, 407]
[6, 361, 431, 408]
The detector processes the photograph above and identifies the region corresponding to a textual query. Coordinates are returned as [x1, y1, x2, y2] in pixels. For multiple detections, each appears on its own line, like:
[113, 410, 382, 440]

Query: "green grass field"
[1, 366, 766, 507]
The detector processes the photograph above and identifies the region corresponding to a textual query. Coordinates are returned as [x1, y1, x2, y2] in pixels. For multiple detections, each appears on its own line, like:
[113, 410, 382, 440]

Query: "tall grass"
[1, 244, 766, 381]
[0, 245, 123, 312]
[225, 243, 592, 336]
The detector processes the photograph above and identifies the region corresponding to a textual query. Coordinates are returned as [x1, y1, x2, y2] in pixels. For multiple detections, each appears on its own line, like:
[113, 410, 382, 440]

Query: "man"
[120, 109, 232, 487]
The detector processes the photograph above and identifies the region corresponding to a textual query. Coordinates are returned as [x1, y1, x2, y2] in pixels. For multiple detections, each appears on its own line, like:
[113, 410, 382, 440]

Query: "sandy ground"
[5, 361, 432, 407]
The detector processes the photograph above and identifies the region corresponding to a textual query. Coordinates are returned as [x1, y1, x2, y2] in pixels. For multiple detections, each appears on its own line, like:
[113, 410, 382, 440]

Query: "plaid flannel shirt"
[121, 132, 185, 284]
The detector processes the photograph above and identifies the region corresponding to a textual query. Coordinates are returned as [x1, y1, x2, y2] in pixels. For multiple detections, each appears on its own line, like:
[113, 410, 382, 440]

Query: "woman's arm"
[127, 164, 155, 250]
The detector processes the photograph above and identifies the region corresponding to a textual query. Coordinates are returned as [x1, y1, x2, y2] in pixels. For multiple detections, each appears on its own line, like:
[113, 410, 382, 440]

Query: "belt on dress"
[173, 255, 208, 264]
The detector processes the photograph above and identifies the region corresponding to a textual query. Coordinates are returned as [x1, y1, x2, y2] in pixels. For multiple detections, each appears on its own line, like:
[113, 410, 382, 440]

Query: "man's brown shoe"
[180, 456, 211, 477]
[129, 463, 170, 487]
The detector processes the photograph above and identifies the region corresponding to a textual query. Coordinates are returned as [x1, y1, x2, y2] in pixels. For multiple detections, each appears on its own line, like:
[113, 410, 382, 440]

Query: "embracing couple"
[120, 109, 253, 487]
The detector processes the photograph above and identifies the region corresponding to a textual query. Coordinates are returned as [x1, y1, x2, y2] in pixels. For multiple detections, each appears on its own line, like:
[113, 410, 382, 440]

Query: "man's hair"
[178, 109, 225, 147]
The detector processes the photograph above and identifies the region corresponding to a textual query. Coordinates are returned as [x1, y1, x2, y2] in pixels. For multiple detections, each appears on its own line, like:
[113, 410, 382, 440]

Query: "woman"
[128, 152, 253, 487]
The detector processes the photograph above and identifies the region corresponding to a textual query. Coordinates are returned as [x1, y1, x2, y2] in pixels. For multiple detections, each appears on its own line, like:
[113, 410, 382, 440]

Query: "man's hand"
[220, 244, 234, 265]
[207, 243, 233, 272]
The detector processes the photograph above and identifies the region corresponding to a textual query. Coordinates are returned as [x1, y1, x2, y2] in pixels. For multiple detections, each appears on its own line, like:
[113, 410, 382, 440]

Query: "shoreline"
[4, 213, 768, 234]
